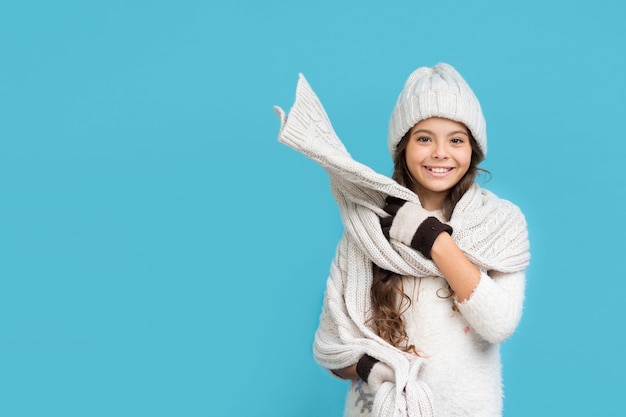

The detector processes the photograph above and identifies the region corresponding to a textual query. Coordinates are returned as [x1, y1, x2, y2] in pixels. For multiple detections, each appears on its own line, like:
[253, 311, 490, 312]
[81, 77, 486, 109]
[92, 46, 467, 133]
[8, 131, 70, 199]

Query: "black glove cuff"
[356, 354, 379, 382]
[411, 217, 454, 260]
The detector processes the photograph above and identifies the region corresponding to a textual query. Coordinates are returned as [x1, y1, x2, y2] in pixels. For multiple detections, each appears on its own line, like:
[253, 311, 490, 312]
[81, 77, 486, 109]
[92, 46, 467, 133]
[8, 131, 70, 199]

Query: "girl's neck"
[415, 188, 446, 211]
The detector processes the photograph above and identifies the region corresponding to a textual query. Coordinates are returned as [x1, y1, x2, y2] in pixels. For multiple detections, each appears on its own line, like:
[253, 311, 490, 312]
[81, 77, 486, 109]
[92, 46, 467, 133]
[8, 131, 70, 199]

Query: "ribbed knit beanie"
[388, 63, 487, 158]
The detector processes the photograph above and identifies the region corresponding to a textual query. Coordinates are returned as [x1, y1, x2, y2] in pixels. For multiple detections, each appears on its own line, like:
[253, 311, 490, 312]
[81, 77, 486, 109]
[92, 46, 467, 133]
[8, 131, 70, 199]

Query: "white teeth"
[430, 167, 451, 173]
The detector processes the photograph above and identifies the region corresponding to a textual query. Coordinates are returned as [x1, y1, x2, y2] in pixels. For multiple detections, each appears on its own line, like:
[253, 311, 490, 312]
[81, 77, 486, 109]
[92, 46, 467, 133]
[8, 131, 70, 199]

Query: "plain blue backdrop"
[1, 1, 625, 416]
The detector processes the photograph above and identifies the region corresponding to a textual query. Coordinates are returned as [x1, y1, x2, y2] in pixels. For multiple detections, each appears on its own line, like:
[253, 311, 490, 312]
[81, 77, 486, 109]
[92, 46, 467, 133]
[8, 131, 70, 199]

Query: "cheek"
[405, 152, 425, 177]
[456, 151, 473, 174]
[404, 145, 426, 166]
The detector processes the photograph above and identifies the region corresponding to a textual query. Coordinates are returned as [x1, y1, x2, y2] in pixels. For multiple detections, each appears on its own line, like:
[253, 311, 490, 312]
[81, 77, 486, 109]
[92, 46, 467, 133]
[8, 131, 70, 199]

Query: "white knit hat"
[388, 63, 487, 158]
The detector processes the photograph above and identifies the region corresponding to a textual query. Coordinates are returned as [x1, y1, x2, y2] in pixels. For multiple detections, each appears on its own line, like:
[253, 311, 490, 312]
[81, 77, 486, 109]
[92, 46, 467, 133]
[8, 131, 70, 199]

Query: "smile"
[427, 167, 453, 173]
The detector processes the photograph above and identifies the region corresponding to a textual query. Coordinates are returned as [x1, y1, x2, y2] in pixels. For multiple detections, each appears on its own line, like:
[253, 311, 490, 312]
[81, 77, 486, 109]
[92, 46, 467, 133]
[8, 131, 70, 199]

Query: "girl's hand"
[380, 196, 452, 259]
[367, 362, 396, 392]
[356, 354, 395, 392]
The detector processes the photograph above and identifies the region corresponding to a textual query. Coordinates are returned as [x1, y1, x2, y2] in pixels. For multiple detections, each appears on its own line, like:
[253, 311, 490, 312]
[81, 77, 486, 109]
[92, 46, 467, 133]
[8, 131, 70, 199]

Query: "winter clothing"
[274, 70, 529, 417]
[388, 63, 487, 158]
[381, 196, 453, 260]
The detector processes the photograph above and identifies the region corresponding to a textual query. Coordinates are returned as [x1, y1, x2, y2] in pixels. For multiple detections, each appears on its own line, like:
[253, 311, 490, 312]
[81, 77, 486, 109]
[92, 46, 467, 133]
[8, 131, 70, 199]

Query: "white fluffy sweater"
[343, 268, 526, 417]
[275, 75, 530, 417]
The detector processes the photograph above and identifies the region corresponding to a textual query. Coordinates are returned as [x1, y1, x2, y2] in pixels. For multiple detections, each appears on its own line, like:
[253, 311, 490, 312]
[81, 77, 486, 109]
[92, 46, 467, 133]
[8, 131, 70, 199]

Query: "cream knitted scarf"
[274, 75, 530, 417]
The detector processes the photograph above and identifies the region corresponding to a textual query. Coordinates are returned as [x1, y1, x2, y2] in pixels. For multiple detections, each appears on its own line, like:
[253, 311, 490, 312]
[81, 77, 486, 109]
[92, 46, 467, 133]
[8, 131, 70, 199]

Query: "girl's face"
[405, 117, 473, 210]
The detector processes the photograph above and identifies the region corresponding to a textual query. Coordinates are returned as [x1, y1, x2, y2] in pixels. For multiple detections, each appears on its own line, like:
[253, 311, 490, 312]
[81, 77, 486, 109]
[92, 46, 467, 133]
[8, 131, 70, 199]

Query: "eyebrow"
[412, 129, 469, 137]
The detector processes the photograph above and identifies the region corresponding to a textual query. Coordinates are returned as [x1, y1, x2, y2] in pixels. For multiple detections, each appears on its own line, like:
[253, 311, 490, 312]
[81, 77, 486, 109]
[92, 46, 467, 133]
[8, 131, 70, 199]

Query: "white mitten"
[356, 354, 396, 392]
[380, 196, 453, 259]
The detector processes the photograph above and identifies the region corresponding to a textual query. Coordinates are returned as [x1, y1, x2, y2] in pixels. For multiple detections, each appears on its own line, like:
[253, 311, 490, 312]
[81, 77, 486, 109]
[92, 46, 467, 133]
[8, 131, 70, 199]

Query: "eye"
[416, 136, 431, 143]
[450, 137, 464, 144]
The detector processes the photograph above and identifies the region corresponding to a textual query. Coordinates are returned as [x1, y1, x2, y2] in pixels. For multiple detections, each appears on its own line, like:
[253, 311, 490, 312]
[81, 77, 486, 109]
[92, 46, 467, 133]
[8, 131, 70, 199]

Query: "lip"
[424, 166, 455, 177]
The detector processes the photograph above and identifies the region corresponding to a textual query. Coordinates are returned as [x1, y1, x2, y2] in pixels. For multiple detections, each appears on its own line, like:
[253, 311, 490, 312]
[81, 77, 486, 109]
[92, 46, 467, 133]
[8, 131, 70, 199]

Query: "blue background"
[1, 1, 624, 416]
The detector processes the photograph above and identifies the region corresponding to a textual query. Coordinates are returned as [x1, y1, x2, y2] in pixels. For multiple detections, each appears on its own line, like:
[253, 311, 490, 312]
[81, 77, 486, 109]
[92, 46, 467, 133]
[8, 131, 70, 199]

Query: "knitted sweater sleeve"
[456, 269, 526, 344]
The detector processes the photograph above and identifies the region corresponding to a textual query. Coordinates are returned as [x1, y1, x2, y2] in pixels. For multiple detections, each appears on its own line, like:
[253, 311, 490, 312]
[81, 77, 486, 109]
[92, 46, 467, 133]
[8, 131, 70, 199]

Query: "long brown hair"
[370, 127, 486, 352]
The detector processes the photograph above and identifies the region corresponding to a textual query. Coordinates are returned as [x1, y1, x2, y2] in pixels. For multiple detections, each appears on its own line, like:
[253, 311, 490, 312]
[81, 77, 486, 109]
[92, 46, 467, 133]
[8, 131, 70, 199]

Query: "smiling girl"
[275, 63, 530, 417]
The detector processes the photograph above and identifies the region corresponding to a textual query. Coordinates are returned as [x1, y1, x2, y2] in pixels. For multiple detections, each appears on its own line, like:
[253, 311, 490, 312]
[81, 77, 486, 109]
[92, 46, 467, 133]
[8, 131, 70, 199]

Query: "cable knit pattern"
[274, 74, 530, 417]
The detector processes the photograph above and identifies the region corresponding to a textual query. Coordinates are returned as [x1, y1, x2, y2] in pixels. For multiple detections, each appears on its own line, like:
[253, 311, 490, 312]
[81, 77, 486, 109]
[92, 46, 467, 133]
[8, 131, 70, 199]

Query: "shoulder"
[478, 187, 526, 220]
[451, 184, 529, 234]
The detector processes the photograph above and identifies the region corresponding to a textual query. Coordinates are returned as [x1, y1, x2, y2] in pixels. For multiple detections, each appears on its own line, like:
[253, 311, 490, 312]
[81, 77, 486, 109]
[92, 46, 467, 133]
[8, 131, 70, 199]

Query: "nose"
[432, 143, 448, 159]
